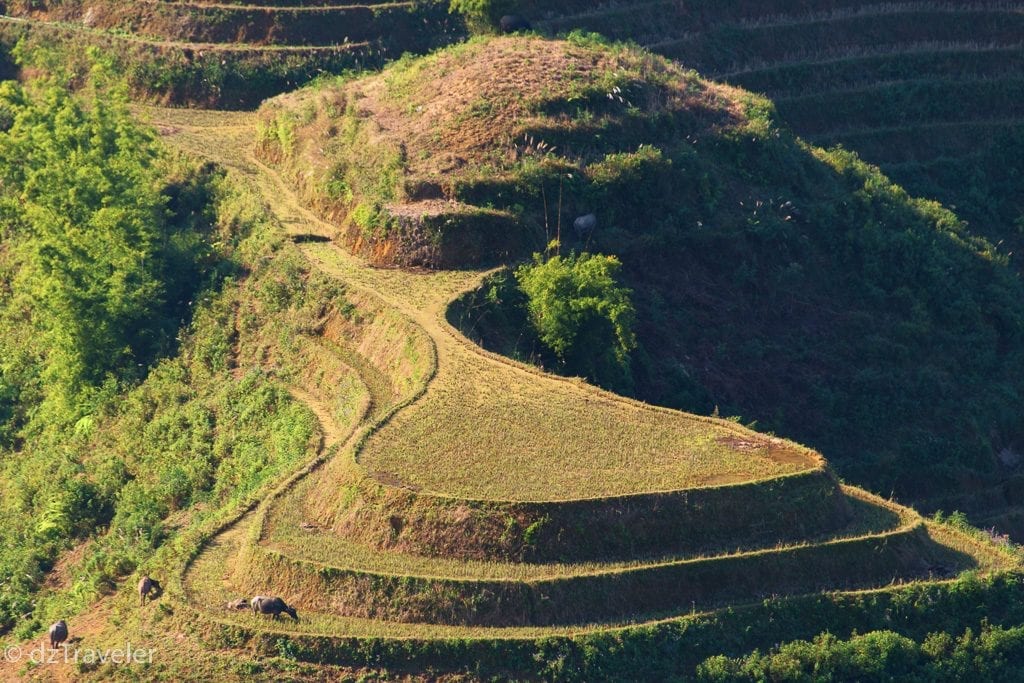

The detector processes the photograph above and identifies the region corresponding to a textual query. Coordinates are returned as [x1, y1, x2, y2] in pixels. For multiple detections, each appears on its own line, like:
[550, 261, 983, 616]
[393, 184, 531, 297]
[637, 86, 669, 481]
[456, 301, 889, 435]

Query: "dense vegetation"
[0, 66, 216, 421]
[515, 1, 1024, 282]
[697, 625, 1024, 682]
[0, 62, 327, 638]
[514, 250, 637, 390]
[891, 129, 1024, 270]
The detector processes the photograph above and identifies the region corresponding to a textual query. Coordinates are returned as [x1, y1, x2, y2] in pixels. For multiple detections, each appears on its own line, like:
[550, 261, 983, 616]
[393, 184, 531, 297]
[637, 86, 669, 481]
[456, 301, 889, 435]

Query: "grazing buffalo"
[49, 620, 68, 649]
[573, 213, 597, 239]
[251, 596, 299, 621]
[138, 576, 162, 606]
[499, 15, 531, 33]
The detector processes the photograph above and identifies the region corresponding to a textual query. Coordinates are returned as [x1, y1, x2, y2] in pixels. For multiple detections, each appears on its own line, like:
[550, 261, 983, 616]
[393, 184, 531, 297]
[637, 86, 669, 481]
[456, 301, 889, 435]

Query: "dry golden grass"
[295, 237, 816, 501]
[184, 494, 1019, 641]
[258, 486, 903, 581]
[360, 339, 811, 499]
[185, 514, 631, 639]
[263, 36, 745, 181]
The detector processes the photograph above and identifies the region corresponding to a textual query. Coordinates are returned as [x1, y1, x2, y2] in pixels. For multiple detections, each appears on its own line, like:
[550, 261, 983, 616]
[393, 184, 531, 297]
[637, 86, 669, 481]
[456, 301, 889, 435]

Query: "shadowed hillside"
[523, 0, 1024, 267]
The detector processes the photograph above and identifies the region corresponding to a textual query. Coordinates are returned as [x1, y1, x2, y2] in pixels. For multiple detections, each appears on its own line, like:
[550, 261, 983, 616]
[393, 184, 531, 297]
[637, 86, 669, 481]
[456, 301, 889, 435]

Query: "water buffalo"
[49, 620, 68, 649]
[138, 576, 162, 606]
[251, 596, 298, 621]
[574, 213, 597, 238]
[499, 15, 531, 33]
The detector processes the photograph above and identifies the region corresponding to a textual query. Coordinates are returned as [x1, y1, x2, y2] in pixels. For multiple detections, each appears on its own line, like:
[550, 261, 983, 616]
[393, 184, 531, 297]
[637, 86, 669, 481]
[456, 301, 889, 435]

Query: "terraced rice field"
[0, 1, 463, 106]
[133, 106, 1019, 671]
[532, 3, 1024, 154]
[356, 330, 810, 499]
[9, 1, 1022, 183]
[0, 6, 1020, 676]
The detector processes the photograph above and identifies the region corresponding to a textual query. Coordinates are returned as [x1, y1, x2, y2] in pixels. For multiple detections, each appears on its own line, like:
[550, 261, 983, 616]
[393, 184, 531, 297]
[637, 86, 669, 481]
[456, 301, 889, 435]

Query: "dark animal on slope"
[251, 596, 299, 621]
[138, 576, 162, 606]
[49, 620, 68, 649]
[499, 15, 531, 33]
[574, 213, 597, 239]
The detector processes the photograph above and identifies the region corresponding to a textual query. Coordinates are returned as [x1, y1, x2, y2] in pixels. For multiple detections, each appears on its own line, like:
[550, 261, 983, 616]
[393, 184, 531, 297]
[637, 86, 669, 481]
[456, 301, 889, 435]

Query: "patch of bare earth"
[40, 540, 94, 593]
[716, 435, 820, 467]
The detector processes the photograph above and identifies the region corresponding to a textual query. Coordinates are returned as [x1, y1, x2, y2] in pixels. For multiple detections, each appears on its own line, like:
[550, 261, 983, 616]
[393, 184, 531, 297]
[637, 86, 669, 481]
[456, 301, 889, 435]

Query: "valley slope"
[0, 18, 1022, 683]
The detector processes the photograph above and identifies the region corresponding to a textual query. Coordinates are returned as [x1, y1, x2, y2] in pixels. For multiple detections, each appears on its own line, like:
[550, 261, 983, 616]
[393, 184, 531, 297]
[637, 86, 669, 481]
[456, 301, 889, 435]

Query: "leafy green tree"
[0, 70, 168, 411]
[515, 251, 637, 388]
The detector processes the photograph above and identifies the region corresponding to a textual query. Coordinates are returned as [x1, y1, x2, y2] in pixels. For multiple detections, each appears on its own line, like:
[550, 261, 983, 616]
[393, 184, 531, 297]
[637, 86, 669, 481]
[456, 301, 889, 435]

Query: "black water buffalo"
[49, 620, 68, 649]
[499, 15, 531, 33]
[573, 213, 597, 239]
[251, 596, 299, 621]
[138, 575, 162, 606]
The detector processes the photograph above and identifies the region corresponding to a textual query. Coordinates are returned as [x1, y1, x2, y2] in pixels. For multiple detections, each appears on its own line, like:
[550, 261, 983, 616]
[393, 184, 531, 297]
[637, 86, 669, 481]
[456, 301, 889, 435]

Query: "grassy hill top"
[255, 34, 758, 267]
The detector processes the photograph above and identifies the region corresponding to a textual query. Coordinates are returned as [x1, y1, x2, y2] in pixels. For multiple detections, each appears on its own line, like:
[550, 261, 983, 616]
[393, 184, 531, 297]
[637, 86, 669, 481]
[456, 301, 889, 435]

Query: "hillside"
[115, 95, 1019, 681]
[532, 0, 1024, 526]
[0, 36, 1020, 681]
[258, 35, 1024, 527]
[526, 0, 1024, 263]
[254, 35, 756, 267]
[4, 1, 1018, 261]
[2, 0, 1018, 298]
[0, 0, 464, 108]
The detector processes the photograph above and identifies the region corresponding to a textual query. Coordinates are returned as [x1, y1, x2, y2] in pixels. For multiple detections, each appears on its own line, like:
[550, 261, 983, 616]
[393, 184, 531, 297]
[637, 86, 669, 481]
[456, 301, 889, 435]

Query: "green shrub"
[515, 251, 637, 389]
[695, 625, 1024, 682]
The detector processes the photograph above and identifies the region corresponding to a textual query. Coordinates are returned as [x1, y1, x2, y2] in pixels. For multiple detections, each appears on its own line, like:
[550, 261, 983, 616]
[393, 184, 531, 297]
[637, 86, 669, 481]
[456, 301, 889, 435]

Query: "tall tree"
[0, 73, 167, 410]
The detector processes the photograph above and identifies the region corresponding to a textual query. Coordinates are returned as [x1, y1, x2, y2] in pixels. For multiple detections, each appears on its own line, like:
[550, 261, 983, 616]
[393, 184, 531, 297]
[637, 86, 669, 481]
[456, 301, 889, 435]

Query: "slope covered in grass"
[147, 105, 1015, 682]
[359, 318, 811, 499]
[0, 1, 464, 109]
[0, 53, 1021, 682]
[262, 34, 1024, 513]
[255, 35, 752, 266]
